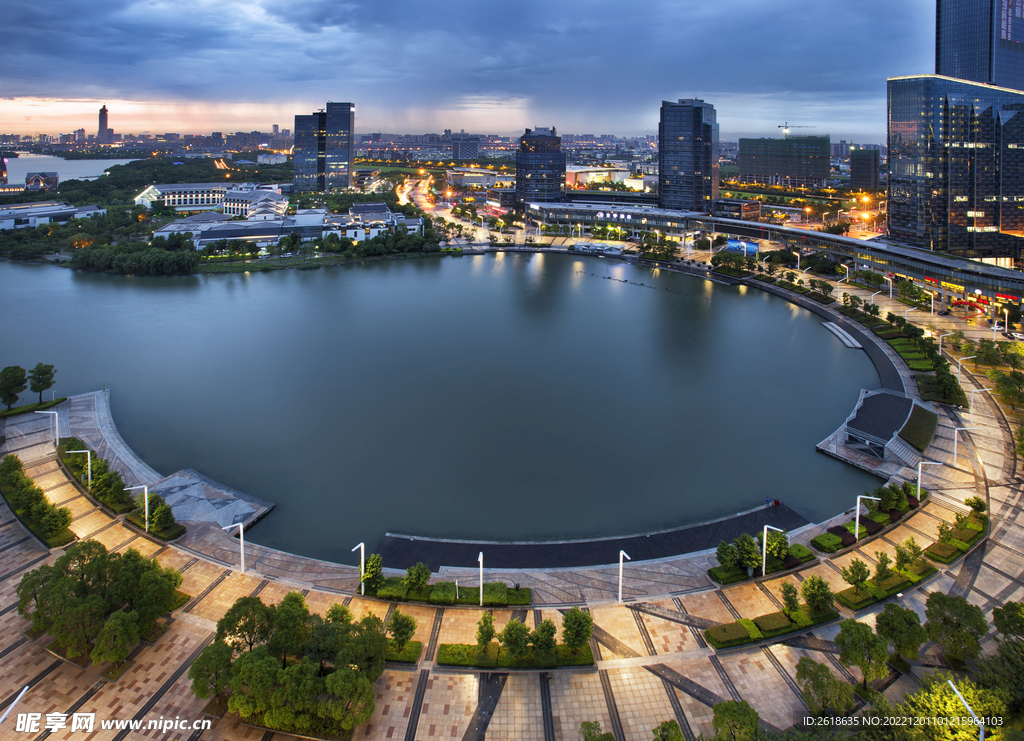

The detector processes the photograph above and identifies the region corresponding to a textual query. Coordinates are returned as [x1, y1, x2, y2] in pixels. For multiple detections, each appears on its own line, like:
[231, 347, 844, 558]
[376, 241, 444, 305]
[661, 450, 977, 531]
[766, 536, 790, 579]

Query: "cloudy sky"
[1, 0, 934, 141]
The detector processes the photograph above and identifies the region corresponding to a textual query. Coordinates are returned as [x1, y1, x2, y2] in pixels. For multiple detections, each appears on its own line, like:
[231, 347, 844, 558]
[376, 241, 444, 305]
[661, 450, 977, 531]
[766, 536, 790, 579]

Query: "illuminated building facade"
[294, 102, 355, 193]
[514, 127, 566, 209]
[658, 99, 719, 211]
[937, 0, 1024, 90]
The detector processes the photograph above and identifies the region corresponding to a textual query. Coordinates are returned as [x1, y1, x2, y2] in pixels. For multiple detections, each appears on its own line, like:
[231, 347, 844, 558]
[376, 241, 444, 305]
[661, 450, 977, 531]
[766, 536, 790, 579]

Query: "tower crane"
[778, 122, 817, 139]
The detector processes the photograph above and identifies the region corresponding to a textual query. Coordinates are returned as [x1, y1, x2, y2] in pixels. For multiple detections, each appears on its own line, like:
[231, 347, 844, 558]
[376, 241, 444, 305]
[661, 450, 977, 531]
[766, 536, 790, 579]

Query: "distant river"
[3, 154, 138, 184]
[0, 254, 884, 565]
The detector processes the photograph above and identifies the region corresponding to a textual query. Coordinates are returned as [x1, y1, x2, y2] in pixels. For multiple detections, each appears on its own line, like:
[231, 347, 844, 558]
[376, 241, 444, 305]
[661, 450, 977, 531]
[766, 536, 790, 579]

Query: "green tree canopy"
[216, 595, 275, 652]
[795, 656, 854, 716]
[875, 603, 927, 662]
[835, 618, 889, 688]
[0, 365, 27, 410]
[27, 363, 56, 404]
[561, 607, 594, 655]
[925, 592, 988, 663]
[90, 609, 139, 667]
[188, 640, 234, 700]
[387, 609, 417, 652]
[712, 699, 760, 741]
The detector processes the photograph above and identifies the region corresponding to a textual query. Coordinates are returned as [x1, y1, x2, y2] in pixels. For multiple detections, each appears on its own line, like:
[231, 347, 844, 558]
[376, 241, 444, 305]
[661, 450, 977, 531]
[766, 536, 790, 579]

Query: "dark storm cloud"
[2, 0, 933, 136]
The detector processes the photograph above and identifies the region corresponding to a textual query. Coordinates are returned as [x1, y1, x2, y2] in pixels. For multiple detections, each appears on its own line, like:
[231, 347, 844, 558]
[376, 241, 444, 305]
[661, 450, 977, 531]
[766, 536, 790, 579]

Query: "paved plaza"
[0, 265, 1021, 740]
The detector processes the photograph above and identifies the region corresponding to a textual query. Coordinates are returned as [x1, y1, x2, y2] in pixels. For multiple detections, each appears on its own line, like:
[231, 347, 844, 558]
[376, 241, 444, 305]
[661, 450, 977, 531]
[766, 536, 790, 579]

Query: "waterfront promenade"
[0, 286, 1020, 739]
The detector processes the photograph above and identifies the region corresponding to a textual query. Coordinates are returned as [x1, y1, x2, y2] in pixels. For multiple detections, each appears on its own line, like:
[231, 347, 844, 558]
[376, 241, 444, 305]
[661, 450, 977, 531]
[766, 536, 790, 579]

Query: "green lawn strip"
[386, 640, 422, 663]
[0, 483, 77, 548]
[0, 398, 68, 419]
[775, 280, 810, 294]
[436, 642, 593, 668]
[708, 566, 750, 585]
[371, 579, 531, 607]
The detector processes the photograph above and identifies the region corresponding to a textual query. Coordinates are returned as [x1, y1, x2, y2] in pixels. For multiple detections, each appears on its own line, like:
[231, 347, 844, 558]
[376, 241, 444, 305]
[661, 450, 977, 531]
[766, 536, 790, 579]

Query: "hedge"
[811, 533, 844, 553]
[704, 607, 838, 649]
[788, 543, 815, 563]
[705, 622, 753, 649]
[951, 527, 982, 545]
[436, 642, 593, 668]
[926, 542, 960, 564]
[386, 640, 422, 663]
[754, 612, 792, 633]
[835, 587, 876, 610]
[709, 566, 751, 585]
[827, 526, 857, 547]
[376, 577, 409, 601]
[372, 579, 532, 607]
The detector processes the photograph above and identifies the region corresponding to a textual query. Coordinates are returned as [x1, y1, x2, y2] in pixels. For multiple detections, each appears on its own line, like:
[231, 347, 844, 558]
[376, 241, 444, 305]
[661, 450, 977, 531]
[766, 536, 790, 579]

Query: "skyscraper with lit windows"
[657, 99, 718, 212]
[293, 102, 355, 193]
[936, 0, 1024, 91]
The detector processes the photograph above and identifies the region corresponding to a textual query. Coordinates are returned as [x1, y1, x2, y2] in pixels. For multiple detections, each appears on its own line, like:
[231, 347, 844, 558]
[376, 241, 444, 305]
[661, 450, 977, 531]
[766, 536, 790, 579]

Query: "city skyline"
[3, 0, 933, 141]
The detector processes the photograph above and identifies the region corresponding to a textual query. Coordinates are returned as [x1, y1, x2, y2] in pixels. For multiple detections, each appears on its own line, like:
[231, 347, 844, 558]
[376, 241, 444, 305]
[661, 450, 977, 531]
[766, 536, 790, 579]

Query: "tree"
[993, 601, 1024, 639]
[841, 559, 870, 597]
[578, 721, 615, 741]
[978, 638, 1024, 712]
[499, 618, 530, 660]
[651, 720, 685, 740]
[387, 609, 416, 652]
[336, 614, 389, 683]
[362, 553, 383, 590]
[51, 592, 109, 659]
[733, 532, 762, 576]
[801, 575, 834, 614]
[902, 673, 1009, 735]
[404, 561, 431, 590]
[894, 536, 924, 572]
[925, 592, 988, 663]
[763, 530, 788, 560]
[530, 619, 557, 656]
[91, 610, 139, 667]
[217, 595, 274, 652]
[322, 666, 376, 730]
[476, 611, 495, 652]
[712, 699, 760, 741]
[561, 607, 594, 655]
[27, 363, 56, 404]
[189, 640, 234, 700]
[151, 502, 176, 532]
[875, 603, 927, 662]
[0, 365, 27, 410]
[835, 619, 889, 689]
[269, 591, 311, 667]
[874, 551, 894, 584]
[780, 581, 801, 618]
[716, 540, 739, 570]
[795, 656, 854, 715]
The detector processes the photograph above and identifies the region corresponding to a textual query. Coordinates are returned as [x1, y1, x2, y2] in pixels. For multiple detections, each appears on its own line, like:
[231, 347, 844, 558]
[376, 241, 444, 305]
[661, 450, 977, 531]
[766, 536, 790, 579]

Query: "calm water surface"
[0, 254, 883, 564]
[4, 155, 139, 183]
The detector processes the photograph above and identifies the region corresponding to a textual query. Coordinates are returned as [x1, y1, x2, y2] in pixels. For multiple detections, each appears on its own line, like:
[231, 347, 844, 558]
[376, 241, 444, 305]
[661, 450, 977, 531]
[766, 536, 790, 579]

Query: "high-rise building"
[514, 127, 566, 209]
[293, 102, 355, 193]
[737, 136, 831, 188]
[658, 99, 719, 212]
[850, 148, 880, 190]
[936, 0, 1024, 90]
[451, 139, 479, 159]
[887, 74, 1024, 262]
[98, 106, 110, 144]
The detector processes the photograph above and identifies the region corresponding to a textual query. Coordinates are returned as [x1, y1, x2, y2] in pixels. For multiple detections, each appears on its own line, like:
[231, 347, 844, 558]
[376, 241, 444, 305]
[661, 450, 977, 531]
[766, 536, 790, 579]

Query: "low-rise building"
[0, 201, 106, 230]
[256, 154, 288, 165]
[25, 172, 59, 192]
[134, 182, 287, 214]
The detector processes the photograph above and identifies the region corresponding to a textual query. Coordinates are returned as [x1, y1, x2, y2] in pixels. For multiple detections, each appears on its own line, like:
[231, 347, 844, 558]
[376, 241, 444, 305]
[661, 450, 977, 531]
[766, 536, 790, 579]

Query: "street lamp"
[947, 679, 984, 741]
[937, 332, 953, 356]
[125, 484, 149, 532]
[618, 550, 631, 603]
[953, 427, 979, 467]
[970, 388, 992, 424]
[762, 256, 770, 273]
[801, 266, 812, 285]
[958, 356, 977, 385]
[924, 289, 936, 314]
[855, 495, 881, 542]
[871, 290, 882, 304]
[478, 551, 484, 607]
[917, 461, 942, 499]
[904, 307, 916, 321]
[884, 276, 893, 299]
[223, 522, 245, 574]
[762, 525, 784, 576]
[838, 263, 850, 287]
[351, 542, 365, 595]
[66, 448, 92, 487]
[34, 409, 58, 446]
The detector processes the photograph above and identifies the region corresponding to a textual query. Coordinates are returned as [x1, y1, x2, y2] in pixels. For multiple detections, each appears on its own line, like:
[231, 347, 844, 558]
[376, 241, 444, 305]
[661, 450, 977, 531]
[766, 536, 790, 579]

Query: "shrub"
[376, 577, 409, 601]
[429, 582, 456, 605]
[708, 566, 749, 584]
[875, 574, 911, 594]
[926, 542, 960, 564]
[950, 527, 981, 545]
[811, 533, 843, 553]
[482, 582, 508, 606]
[827, 525, 857, 547]
[739, 619, 763, 640]
[788, 543, 814, 562]
[754, 612, 792, 633]
[835, 587, 876, 610]
[964, 496, 987, 513]
[705, 622, 751, 648]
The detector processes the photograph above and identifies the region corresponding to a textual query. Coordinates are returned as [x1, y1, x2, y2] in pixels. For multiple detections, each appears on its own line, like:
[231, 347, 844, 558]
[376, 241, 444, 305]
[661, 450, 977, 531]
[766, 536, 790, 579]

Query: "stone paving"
[0, 333, 1022, 741]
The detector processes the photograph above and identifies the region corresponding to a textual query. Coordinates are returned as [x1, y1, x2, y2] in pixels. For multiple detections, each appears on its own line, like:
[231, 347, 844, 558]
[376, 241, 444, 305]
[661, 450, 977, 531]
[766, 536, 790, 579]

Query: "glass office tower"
[936, 0, 1024, 90]
[514, 127, 566, 210]
[658, 99, 719, 212]
[887, 74, 1024, 261]
[293, 102, 355, 193]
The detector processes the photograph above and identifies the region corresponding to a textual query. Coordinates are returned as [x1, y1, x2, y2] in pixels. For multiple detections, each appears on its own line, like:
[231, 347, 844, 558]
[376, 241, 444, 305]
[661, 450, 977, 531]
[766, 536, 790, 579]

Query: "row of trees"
[473, 605, 593, 661]
[0, 454, 72, 539]
[189, 592, 410, 735]
[715, 529, 791, 577]
[0, 363, 56, 409]
[16, 540, 184, 666]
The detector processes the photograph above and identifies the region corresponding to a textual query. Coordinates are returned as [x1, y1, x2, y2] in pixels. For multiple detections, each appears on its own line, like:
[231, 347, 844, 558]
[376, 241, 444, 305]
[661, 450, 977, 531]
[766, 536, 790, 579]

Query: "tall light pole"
[351, 542, 365, 595]
[918, 461, 942, 499]
[924, 289, 936, 314]
[838, 263, 850, 287]
[947, 679, 984, 741]
[66, 448, 92, 487]
[904, 307, 916, 321]
[478, 551, 484, 607]
[618, 550, 631, 603]
[884, 276, 893, 299]
[953, 427, 980, 467]
[855, 495, 881, 542]
[762, 256, 770, 273]
[801, 266, 812, 285]
[0, 685, 30, 728]
[223, 522, 245, 573]
[34, 409, 58, 446]
[937, 332, 953, 356]
[125, 484, 149, 531]
[958, 356, 977, 385]
[871, 290, 882, 305]
[762, 525, 784, 575]
[970, 388, 992, 424]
